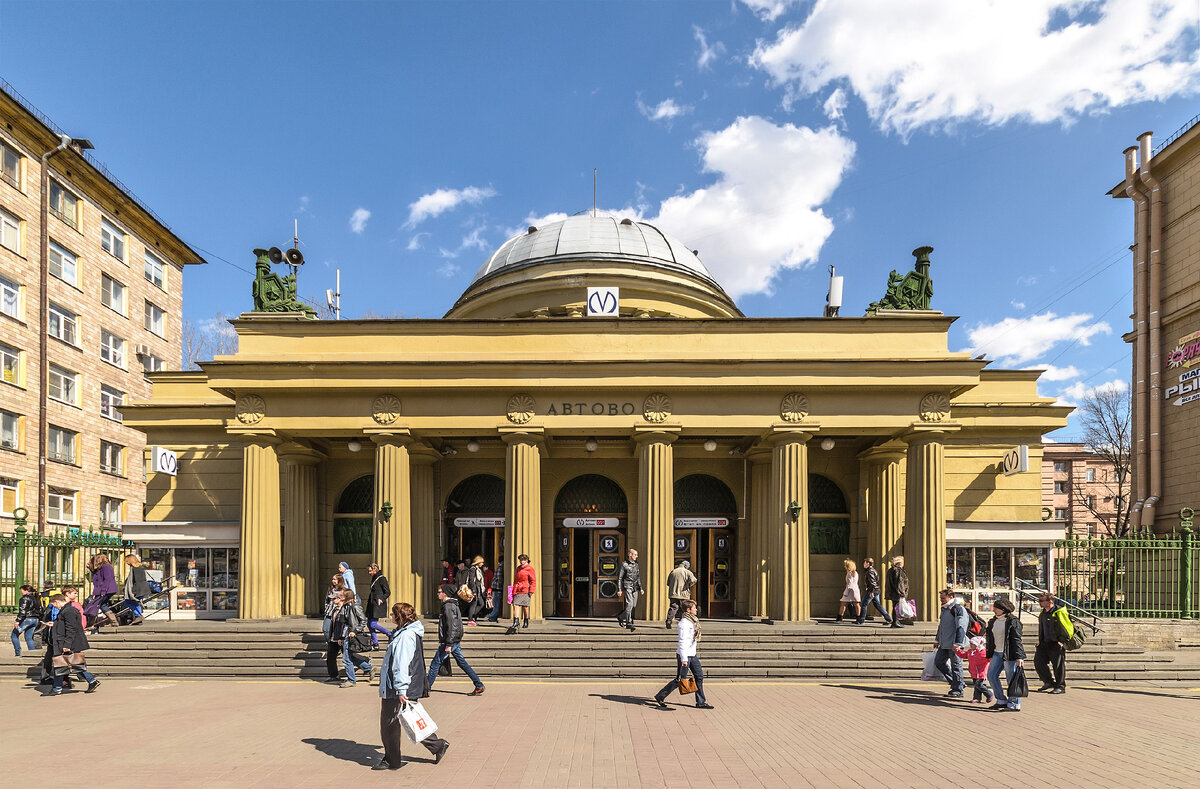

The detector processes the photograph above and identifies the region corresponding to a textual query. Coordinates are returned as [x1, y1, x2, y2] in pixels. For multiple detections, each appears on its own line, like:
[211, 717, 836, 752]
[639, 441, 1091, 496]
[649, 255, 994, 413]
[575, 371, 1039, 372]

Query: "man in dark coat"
[616, 549, 644, 632]
[365, 563, 392, 649]
[885, 556, 910, 628]
[49, 588, 100, 695]
[426, 585, 484, 695]
[855, 557, 893, 625]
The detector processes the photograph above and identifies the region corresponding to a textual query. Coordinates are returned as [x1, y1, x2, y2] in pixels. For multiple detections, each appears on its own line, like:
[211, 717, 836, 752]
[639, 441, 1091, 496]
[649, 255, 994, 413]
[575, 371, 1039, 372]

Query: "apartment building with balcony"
[1, 80, 205, 533]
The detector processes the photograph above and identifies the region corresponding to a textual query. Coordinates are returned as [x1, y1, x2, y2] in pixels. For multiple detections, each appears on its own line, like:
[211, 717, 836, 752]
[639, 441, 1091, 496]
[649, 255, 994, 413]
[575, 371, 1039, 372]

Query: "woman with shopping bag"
[985, 597, 1027, 712]
[376, 602, 450, 770]
[651, 600, 714, 710]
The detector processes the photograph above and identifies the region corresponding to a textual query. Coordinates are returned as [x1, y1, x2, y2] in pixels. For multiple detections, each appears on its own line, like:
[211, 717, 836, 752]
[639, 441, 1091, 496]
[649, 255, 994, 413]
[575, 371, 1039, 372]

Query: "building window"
[0, 207, 21, 253]
[1053, 461, 1067, 473]
[1, 411, 19, 451]
[1, 477, 20, 514]
[101, 218, 126, 261]
[100, 385, 124, 421]
[142, 353, 165, 374]
[101, 274, 126, 314]
[0, 140, 20, 189]
[145, 251, 165, 289]
[100, 496, 123, 529]
[1, 341, 19, 386]
[47, 426, 77, 464]
[1085, 495, 1095, 509]
[47, 487, 77, 524]
[0, 274, 20, 319]
[47, 302, 78, 345]
[100, 440, 124, 476]
[100, 330, 125, 368]
[144, 301, 165, 337]
[48, 241, 78, 286]
[48, 180, 79, 229]
[1054, 508, 1067, 520]
[1053, 481, 1067, 494]
[47, 364, 77, 405]
[1085, 468, 1096, 483]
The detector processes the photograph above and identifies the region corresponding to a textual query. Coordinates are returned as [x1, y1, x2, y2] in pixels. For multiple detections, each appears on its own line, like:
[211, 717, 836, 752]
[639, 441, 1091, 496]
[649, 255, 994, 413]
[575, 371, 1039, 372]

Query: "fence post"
[1181, 508, 1194, 620]
[13, 520, 28, 593]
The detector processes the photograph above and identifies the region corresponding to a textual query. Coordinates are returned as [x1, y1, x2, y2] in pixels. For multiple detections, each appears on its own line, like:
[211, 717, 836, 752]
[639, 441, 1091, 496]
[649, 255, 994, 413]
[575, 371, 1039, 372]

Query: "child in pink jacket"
[955, 635, 994, 703]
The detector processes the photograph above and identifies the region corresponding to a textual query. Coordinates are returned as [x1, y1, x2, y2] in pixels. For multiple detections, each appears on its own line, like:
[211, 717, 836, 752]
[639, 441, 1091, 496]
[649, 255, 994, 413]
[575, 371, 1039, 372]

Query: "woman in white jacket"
[376, 603, 450, 771]
[651, 600, 714, 709]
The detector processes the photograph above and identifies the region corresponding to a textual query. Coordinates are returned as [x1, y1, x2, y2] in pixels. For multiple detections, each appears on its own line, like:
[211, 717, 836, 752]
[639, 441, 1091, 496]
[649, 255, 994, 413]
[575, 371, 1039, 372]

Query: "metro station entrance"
[553, 474, 628, 617]
[444, 474, 505, 572]
[673, 474, 738, 618]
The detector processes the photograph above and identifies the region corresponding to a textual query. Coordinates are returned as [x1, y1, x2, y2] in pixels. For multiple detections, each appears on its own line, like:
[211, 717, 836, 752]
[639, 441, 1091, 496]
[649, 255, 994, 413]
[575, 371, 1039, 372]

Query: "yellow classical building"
[122, 215, 1068, 621]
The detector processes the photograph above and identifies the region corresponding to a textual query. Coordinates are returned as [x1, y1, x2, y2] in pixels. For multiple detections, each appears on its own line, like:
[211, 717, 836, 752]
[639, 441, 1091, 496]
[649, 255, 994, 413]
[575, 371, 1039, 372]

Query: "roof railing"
[1153, 111, 1200, 157]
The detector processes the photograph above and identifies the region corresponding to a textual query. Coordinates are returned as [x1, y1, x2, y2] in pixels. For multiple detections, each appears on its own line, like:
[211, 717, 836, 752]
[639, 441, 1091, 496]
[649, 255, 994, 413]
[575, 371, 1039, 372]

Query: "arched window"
[446, 474, 505, 514]
[808, 473, 849, 555]
[674, 474, 737, 514]
[554, 474, 627, 516]
[333, 475, 374, 554]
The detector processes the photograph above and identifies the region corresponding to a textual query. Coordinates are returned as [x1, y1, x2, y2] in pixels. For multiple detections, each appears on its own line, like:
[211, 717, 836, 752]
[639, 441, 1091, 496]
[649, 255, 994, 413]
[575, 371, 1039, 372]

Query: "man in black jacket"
[48, 588, 100, 696]
[425, 585, 485, 696]
[365, 563, 392, 649]
[1034, 593, 1069, 694]
[616, 549, 643, 632]
[855, 558, 893, 625]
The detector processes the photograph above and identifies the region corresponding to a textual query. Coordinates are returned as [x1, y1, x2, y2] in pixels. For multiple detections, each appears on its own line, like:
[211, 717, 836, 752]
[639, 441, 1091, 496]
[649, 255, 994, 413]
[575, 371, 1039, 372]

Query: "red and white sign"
[673, 517, 730, 528]
[453, 517, 505, 528]
[562, 517, 620, 528]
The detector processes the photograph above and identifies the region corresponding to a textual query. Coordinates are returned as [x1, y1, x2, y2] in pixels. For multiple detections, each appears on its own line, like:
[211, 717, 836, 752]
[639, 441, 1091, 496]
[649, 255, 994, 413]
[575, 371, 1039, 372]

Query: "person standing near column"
[652, 600, 714, 710]
[665, 559, 697, 628]
[365, 563, 392, 650]
[506, 554, 536, 635]
[855, 558, 892, 625]
[426, 585, 485, 696]
[885, 556, 910, 629]
[616, 548, 643, 632]
[1034, 593, 1072, 694]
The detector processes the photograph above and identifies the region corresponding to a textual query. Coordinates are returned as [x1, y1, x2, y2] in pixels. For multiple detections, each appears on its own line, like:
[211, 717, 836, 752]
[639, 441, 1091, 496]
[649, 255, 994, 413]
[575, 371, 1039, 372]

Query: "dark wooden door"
[707, 529, 735, 618]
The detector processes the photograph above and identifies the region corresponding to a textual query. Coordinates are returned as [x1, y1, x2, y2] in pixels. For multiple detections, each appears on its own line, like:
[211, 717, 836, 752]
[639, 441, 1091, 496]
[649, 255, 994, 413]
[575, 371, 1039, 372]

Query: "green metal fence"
[1053, 508, 1198, 619]
[1, 524, 136, 613]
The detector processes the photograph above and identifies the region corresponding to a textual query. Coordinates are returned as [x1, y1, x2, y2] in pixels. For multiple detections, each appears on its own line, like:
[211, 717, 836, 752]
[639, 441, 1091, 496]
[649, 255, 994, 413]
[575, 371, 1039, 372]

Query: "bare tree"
[181, 311, 240, 370]
[1074, 387, 1132, 537]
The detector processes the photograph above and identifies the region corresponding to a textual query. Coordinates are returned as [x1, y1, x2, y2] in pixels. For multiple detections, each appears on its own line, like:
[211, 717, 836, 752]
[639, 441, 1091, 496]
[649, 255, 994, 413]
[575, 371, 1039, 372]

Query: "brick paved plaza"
[3, 677, 1198, 788]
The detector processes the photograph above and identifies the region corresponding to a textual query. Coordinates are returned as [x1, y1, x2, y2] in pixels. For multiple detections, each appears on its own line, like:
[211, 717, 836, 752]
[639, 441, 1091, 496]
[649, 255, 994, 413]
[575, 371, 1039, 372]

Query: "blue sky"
[4, 0, 1198, 436]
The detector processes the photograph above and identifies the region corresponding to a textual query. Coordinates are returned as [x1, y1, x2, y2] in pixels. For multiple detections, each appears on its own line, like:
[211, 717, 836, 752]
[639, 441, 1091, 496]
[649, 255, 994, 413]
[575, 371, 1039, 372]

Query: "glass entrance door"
[554, 527, 625, 616]
[707, 529, 734, 618]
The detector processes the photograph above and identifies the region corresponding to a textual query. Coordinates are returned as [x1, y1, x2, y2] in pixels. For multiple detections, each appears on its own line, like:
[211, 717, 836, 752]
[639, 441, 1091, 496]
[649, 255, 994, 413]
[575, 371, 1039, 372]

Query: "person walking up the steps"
[652, 600, 714, 710]
[885, 556, 910, 628]
[376, 602, 449, 770]
[617, 548, 643, 631]
[855, 558, 892, 625]
[933, 588, 968, 698]
[122, 554, 151, 625]
[365, 563, 392, 650]
[427, 585, 485, 695]
[507, 554, 536, 635]
[464, 556, 487, 625]
[84, 554, 120, 632]
[1034, 592, 1072, 694]
[48, 589, 100, 695]
[665, 559, 697, 628]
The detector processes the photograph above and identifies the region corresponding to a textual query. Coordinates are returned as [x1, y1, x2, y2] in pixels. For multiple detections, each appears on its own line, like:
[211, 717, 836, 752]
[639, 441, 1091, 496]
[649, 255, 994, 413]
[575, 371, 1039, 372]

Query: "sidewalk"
[3, 677, 1198, 788]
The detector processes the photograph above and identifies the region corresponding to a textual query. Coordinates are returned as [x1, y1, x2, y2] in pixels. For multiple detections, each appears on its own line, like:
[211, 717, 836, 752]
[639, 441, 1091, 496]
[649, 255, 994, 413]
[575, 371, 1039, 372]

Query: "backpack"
[1065, 622, 1087, 651]
[965, 607, 986, 637]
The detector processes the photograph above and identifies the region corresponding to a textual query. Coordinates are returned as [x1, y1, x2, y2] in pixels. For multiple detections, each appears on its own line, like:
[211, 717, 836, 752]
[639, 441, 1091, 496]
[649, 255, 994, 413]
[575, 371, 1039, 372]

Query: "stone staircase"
[4, 617, 1199, 682]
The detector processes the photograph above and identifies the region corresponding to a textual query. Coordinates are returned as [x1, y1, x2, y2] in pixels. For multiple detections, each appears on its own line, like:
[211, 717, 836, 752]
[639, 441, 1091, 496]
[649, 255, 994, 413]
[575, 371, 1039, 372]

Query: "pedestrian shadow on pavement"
[824, 683, 934, 698]
[589, 693, 661, 707]
[1079, 686, 1200, 701]
[301, 737, 381, 766]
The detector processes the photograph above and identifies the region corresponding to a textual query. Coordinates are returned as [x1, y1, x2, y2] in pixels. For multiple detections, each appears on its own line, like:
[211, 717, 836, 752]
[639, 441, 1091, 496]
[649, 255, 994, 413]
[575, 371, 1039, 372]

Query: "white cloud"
[406, 232, 429, 251]
[406, 186, 496, 227]
[649, 116, 855, 298]
[638, 97, 694, 123]
[1039, 364, 1081, 382]
[1056, 378, 1128, 407]
[966, 312, 1111, 366]
[822, 88, 847, 122]
[694, 25, 725, 70]
[750, 0, 1200, 136]
[741, 0, 802, 22]
[349, 207, 371, 235]
[437, 261, 461, 278]
[1010, 300, 1026, 310]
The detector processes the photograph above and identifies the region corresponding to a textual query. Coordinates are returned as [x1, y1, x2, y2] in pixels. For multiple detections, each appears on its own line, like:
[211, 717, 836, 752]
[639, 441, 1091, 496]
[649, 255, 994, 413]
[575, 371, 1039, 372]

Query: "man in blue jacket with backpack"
[933, 588, 968, 698]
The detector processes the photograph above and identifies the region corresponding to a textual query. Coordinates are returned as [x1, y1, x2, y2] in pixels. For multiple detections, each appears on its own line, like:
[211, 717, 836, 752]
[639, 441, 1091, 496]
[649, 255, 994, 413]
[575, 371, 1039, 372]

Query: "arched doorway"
[333, 475, 375, 555]
[444, 474, 505, 573]
[674, 474, 738, 617]
[553, 474, 628, 617]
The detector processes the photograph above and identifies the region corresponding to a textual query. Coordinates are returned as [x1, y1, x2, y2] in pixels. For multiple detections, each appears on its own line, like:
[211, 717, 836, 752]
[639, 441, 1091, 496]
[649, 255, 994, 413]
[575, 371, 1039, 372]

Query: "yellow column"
[410, 449, 439, 616]
[503, 430, 543, 620]
[635, 430, 677, 622]
[373, 433, 414, 607]
[747, 448, 772, 620]
[769, 429, 813, 621]
[862, 445, 906, 565]
[903, 428, 948, 621]
[280, 445, 321, 616]
[237, 435, 281, 619]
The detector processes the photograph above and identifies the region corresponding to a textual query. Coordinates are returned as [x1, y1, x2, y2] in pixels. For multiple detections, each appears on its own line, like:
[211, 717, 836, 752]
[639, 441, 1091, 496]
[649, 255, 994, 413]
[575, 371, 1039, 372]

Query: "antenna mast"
[593, 168, 597, 218]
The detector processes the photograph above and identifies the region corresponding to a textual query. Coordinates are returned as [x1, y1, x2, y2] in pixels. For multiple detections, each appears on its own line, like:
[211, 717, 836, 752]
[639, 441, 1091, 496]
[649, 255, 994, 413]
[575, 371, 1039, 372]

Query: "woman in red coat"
[506, 554, 536, 635]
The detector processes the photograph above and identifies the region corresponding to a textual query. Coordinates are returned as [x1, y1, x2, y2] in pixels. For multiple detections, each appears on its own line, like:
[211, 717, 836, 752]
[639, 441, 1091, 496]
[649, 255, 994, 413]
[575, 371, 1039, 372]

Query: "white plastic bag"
[921, 651, 949, 682]
[896, 598, 916, 618]
[399, 700, 439, 743]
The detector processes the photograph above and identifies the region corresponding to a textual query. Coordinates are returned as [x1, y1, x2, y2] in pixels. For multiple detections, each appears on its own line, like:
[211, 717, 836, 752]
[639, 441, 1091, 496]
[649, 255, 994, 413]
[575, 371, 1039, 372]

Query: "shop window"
[0, 274, 20, 319]
[49, 180, 79, 229]
[1015, 548, 1048, 589]
[138, 548, 173, 613]
[48, 241, 78, 285]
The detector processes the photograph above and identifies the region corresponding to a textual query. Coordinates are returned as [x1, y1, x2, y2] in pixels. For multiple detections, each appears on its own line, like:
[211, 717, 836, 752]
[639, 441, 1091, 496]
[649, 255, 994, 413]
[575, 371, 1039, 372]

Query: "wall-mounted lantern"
[788, 500, 801, 522]
[380, 501, 394, 521]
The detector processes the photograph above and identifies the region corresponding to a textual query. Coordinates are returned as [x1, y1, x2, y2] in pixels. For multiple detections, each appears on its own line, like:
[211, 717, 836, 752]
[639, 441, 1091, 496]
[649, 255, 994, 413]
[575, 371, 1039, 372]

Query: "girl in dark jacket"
[11, 584, 41, 655]
[333, 589, 372, 688]
[365, 563, 392, 649]
[985, 597, 1026, 712]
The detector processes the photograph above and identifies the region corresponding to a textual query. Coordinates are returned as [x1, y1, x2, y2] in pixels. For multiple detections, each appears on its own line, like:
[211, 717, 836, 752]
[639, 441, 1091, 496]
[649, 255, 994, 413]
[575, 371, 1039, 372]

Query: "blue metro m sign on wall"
[587, 287, 619, 317]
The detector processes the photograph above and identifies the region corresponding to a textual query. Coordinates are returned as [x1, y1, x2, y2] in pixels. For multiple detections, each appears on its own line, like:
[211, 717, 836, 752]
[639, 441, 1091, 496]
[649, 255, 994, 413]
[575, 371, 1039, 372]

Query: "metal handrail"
[1014, 578, 1101, 634]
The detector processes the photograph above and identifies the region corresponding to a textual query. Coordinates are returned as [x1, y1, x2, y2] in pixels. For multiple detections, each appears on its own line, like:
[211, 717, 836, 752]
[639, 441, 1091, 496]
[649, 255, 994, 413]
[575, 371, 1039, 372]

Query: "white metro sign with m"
[152, 446, 178, 476]
[587, 287, 619, 316]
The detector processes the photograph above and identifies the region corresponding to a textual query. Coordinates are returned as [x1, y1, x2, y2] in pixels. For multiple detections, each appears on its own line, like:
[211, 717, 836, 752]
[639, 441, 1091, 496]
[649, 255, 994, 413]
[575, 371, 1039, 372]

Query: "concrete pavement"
[2, 676, 1198, 787]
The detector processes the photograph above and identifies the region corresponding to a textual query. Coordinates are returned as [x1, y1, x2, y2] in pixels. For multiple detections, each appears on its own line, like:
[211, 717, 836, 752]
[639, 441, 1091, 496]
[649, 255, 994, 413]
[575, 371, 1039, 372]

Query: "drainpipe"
[37, 134, 72, 534]
[1139, 131, 1163, 530]
[1124, 145, 1149, 527]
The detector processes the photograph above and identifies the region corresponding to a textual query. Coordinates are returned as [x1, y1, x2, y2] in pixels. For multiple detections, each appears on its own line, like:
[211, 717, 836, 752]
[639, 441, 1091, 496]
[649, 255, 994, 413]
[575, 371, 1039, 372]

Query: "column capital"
[858, 441, 907, 463]
[278, 443, 325, 466]
[897, 422, 961, 444]
[409, 445, 443, 465]
[633, 426, 680, 445]
[227, 428, 281, 445]
[499, 427, 545, 446]
[763, 424, 820, 447]
[745, 446, 772, 464]
[366, 428, 413, 445]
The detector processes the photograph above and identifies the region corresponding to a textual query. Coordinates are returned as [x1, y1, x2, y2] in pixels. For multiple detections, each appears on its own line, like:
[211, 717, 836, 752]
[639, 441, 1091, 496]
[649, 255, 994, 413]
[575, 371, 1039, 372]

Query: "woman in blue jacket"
[376, 602, 450, 770]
